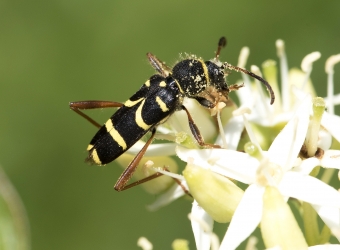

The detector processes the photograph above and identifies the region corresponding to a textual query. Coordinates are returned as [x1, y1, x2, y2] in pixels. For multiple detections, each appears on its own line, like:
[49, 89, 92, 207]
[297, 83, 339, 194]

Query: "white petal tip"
[233, 107, 252, 116]
[238, 47, 250, 68]
[250, 65, 261, 76]
[325, 54, 340, 74]
[301, 52, 321, 72]
[137, 237, 153, 250]
[275, 39, 285, 57]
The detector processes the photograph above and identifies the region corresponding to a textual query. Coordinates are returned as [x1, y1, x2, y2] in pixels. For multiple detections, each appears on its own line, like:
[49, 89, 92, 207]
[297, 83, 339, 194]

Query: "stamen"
[262, 60, 281, 112]
[216, 103, 228, 149]
[143, 160, 154, 177]
[152, 167, 185, 180]
[300, 52, 321, 90]
[305, 97, 325, 157]
[235, 47, 253, 105]
[325, 54, 340, 74]
[232, 107, 251, 116]
[188, 212, 220, 250]
[325, 54, 340, 115]
[241, 113, 263, 156]
[232, 106, 251, 116]
[237, 47, 250, 68]
[276, 39, 290, 112]
[137, 237, 153, 250]
[245, 236, 258, 250]
[251, 65, 270, 114]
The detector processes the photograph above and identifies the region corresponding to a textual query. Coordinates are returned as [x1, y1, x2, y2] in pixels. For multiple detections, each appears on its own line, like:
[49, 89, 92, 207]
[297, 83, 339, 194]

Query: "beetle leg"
[181, 105, 221, 148]
[69, 101, 123, 128]
[118, 166, 192, 197]
[114, 128, 156, 191]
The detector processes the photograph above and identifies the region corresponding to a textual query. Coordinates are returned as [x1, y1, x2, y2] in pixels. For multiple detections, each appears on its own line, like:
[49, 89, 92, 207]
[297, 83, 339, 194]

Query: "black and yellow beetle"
[70, 37, 275, 191]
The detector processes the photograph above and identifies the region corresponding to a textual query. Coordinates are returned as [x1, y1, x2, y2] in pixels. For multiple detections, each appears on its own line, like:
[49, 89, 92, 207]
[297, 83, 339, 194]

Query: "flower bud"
[171, 239, 189, 250]
[183, 163, 243, 223]
[261, 186, 308, 249]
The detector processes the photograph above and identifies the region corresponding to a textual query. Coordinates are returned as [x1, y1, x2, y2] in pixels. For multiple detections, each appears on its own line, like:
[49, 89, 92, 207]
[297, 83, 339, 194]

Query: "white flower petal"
[294, 157, 320, 175]
[312, 204, 340, 242]
[321, 112, 340, 143]
[176, 147, 259, 184]
[236, 76, 254, 107]
[268, 95, 311, 170]
[318, 129, 332, 150]
[320, 150, 340, 169]
[220, 184, 264, 250]
[301, 51, 321, 73]
[279, 172, 340, 207]
[190, 201, 214, 250]
[291, 85, 310, 102]
[147, 182, 186, 211]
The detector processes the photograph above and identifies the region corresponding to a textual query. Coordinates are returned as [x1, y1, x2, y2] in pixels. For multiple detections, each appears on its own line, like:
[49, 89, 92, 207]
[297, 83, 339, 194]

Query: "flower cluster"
[128, 41, 340, 250]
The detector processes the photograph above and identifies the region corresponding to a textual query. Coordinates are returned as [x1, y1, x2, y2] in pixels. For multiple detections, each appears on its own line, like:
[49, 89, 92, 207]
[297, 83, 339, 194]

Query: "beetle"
[70, 37, 275, 191]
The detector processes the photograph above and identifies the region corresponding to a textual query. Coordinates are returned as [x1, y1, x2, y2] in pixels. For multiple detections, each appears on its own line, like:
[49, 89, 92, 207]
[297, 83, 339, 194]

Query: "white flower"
[177, 95, 340, 249]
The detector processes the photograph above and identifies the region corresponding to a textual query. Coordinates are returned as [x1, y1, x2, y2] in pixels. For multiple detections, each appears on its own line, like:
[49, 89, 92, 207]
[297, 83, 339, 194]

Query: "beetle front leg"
[181, 105, 221, 148]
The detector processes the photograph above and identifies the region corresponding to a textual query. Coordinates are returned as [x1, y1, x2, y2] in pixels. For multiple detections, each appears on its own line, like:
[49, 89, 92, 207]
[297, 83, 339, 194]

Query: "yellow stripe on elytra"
[124, 97, 144, 107]
[91, 148, 102, 165]
[159, 81, 166, 87]
[199, 59, 210, 84]
[145, 80, 150, 87]
[87, 144, 94, 151]
[105, 119, 127, 150]
[136, 99, 151, 130]
[156, 96, 169, 112]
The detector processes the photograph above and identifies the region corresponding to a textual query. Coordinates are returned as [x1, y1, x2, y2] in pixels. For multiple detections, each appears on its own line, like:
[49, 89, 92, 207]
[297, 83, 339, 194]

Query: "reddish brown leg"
[119, 171, 164, 191]
[114, 129, 157, 191]
[119, 167, 192, 197]
[69, 101, 123, 128]
[181, 105, 221, 148]
[119, 166, 192, 197]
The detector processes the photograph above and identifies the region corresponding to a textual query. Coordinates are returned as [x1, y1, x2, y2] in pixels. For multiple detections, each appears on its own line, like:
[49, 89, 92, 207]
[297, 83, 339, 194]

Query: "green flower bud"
[261, 186, 308, 249]
[244, 142, 262, 160]
[0, 167, 30, 250]
[171, 239, 189, 250]
[183, 163, 243, 223]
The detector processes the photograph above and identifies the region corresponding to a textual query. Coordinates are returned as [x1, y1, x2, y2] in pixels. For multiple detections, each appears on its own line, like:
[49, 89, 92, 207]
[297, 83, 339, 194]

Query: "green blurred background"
[0, 1, 339, 249]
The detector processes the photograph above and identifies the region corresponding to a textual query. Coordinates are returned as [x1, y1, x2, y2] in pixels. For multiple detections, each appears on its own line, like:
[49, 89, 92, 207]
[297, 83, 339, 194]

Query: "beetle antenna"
[223, 62, 275, 105]
[215, 37, 227, 60]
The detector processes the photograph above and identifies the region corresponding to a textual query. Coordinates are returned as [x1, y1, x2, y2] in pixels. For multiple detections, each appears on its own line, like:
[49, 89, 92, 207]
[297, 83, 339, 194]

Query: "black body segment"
[86, 75, 181, 165]
[205, 61, 229, 92]
[171, 59, 209, 97]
